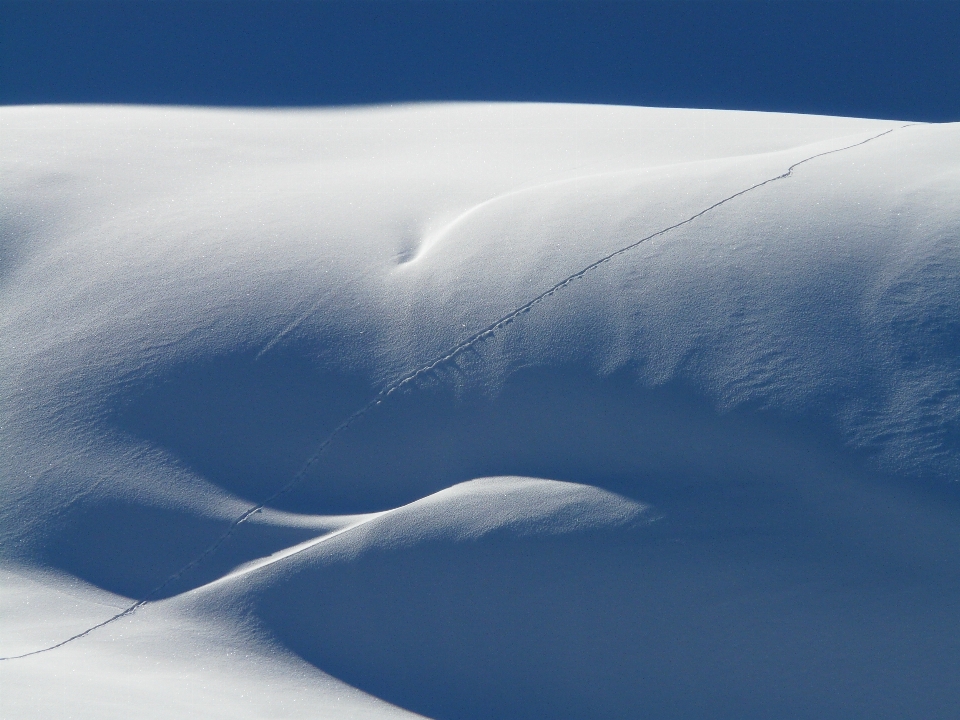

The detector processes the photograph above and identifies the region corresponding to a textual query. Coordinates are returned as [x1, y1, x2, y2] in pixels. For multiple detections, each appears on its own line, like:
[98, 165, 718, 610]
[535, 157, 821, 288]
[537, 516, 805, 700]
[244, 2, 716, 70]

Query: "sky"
[2, 1, 959, 122]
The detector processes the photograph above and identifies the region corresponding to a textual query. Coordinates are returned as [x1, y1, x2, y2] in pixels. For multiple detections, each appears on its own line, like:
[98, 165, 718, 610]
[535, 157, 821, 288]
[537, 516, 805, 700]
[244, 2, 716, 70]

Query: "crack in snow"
[0, 123, 912, 661]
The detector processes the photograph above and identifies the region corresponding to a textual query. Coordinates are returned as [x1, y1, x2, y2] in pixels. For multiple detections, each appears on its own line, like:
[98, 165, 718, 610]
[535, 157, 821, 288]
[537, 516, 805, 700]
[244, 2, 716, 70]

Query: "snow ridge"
[0, 123, 910, 662]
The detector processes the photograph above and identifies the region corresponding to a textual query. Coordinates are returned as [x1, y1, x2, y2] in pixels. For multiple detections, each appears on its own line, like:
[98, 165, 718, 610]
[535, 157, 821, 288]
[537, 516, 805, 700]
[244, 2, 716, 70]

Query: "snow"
[1, 103, 959, 718]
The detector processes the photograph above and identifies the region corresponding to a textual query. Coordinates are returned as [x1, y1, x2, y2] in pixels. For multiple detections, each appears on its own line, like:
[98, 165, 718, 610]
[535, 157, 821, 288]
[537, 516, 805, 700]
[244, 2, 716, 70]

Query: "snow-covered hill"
[2, 104, 958, 718]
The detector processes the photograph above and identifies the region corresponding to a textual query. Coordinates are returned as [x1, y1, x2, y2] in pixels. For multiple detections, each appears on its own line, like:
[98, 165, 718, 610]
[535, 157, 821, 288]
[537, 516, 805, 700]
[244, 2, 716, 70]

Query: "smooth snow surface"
[2, 103, 959, 719]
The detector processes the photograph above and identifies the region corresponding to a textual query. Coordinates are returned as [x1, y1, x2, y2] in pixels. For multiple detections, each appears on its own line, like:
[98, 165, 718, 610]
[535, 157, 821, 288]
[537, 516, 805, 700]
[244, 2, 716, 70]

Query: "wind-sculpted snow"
[1, 104, 959, 719]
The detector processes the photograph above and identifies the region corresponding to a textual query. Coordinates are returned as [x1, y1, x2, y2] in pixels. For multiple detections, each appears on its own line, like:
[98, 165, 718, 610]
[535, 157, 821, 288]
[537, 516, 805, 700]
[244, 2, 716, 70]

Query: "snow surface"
[1, 103, 959, 718]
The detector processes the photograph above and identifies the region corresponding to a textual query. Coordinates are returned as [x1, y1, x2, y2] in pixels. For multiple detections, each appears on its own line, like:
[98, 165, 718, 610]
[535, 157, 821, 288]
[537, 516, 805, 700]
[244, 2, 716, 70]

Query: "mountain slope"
[1, 104, 958, 719]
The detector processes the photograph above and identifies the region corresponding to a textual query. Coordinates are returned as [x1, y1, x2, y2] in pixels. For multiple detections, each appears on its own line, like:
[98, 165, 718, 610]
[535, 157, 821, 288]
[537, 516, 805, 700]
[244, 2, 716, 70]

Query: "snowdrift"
[1, 104, 959, 719]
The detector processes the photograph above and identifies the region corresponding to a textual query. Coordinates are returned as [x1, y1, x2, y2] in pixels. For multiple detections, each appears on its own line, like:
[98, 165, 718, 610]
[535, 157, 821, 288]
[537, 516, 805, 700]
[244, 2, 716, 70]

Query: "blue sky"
[2, 1, 958, 121]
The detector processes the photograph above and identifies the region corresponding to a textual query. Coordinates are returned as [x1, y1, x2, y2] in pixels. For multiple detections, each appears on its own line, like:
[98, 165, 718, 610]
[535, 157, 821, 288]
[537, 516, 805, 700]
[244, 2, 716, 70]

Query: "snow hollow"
[1, 104, 959, 719]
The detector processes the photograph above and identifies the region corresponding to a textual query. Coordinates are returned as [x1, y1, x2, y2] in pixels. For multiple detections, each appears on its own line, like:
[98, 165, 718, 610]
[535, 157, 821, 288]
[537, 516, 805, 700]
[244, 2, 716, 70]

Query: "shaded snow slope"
[1, 104, 959, 718]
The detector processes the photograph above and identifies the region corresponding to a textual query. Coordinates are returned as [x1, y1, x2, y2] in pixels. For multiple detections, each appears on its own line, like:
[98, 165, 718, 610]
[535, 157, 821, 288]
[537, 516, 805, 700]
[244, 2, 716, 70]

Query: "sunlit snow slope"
[1, 104, 959, 719]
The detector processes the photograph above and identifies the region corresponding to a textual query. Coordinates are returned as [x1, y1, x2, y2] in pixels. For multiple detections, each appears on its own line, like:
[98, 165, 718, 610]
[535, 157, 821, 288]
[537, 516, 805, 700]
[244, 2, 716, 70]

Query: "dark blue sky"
[2, 1, 958, 121]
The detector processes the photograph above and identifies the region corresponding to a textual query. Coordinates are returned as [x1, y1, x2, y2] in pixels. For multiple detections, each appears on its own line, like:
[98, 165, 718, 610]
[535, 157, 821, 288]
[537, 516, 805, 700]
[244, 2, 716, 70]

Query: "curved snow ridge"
[203, 477, 655, 591]
[393, 129, 903, 270]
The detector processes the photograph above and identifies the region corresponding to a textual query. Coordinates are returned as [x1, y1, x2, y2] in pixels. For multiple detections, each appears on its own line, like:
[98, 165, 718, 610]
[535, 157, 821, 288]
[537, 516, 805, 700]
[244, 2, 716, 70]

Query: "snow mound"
[1, 103, 959, 719]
